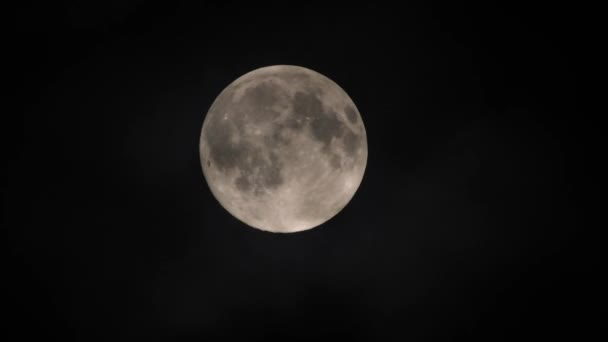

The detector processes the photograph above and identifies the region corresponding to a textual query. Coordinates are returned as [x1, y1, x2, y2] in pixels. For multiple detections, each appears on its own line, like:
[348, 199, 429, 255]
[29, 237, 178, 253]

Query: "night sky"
[5, 2, 591, 341]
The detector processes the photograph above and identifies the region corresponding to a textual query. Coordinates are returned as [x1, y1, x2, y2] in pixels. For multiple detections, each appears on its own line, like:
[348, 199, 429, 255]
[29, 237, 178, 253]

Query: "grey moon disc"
[200, 65, 367, 233]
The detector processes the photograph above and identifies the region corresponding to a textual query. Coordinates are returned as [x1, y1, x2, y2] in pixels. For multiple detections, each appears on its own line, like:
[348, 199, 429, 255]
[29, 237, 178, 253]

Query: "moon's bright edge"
[200, 65, 367, 233]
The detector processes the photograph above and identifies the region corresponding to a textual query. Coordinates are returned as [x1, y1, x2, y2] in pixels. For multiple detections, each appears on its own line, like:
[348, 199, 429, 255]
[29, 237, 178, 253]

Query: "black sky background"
[5, 1, 592, 341]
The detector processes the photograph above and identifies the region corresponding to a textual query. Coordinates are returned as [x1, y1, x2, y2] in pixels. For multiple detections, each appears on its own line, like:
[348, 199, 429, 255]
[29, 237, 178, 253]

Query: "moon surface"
[200, 65, 367, 233]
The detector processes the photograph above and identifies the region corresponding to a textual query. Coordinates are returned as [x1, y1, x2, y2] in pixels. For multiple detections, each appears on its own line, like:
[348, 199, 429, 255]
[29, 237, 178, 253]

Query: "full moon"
[200, 65, 367, 233]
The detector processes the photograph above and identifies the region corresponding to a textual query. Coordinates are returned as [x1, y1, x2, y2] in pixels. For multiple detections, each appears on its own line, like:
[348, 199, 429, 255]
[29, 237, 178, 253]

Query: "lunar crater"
[345, 104, 359, 124]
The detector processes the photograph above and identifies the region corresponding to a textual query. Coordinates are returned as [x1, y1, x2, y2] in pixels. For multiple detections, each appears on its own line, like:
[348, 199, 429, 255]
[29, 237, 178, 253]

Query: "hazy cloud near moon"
[200, 65, 368, 233]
